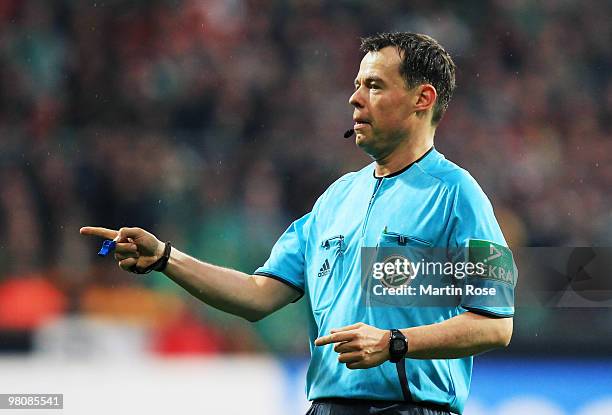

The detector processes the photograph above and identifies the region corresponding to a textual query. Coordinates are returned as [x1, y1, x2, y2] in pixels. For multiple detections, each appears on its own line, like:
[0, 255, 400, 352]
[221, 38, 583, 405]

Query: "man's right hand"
[81, 225, 301, 321]
[80, 226, 165, 272]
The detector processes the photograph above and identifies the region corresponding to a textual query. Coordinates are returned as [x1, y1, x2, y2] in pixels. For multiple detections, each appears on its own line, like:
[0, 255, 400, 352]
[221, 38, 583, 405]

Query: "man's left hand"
[314, 322, 390, 369]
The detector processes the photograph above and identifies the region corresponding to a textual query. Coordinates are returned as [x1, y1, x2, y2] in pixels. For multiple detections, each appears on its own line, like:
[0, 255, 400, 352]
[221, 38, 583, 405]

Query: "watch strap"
[129, 241, 172, 274]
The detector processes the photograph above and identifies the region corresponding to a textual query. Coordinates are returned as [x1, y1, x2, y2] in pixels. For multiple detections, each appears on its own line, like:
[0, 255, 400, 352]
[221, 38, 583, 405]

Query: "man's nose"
[349, 88, 364, 108]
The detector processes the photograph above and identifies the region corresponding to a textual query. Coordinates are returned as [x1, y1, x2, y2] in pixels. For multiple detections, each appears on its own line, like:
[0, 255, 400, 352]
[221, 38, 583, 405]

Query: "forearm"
[163, 248, 291, 321]
[402, 311, 513, 359]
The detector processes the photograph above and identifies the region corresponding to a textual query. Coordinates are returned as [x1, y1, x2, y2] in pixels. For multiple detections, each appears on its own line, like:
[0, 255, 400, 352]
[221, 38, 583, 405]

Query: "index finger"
[314, 330, 356, 346]
[330, 322, 362, 333]
[80, 226, 118, 240]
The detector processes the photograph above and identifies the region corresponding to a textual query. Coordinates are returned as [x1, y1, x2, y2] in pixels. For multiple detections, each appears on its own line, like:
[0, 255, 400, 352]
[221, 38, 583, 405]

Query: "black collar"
[373, 146, 434, 179]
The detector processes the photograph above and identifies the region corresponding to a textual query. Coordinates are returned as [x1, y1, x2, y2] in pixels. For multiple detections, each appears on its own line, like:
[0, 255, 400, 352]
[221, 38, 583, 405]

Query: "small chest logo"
[317, 259, 331, 278]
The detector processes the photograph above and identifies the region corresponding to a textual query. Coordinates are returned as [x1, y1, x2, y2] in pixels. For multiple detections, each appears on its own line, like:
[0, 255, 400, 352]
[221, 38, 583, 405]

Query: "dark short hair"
[360, 32, 456, 125]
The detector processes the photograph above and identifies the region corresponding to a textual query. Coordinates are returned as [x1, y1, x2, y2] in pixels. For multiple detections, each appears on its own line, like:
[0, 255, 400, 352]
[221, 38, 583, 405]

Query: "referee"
[81, 33, 516, 415]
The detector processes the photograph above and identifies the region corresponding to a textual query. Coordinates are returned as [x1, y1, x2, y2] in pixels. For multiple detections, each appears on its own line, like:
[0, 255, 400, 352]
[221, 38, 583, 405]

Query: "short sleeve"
[449, 176, 517, 317]
[254, 212, 311, 300]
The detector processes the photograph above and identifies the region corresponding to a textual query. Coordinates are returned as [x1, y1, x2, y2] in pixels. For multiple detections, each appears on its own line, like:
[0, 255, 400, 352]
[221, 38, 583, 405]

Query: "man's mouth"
[354, 119, 371, 130]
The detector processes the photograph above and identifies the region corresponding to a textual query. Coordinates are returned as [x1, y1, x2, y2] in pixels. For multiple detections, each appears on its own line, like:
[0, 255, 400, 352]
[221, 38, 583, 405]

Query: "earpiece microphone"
[343, 128, 355, 138]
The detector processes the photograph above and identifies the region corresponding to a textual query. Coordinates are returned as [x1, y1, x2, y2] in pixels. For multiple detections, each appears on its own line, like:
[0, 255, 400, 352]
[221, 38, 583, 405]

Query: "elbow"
[497, 332, 512, 348]
[241, 308, 270, 323]
[243, 313, 263, 323]
[495, 318, 513, 348]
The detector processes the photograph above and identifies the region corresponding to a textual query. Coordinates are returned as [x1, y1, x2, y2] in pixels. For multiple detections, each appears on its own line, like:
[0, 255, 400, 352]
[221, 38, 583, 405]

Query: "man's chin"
[355, 132, 370, 147]
[355, 134, 380, 158]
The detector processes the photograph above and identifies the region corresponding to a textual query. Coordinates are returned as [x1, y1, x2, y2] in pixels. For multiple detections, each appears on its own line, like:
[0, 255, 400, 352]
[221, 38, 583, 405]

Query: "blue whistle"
[97, 240, 116, 257]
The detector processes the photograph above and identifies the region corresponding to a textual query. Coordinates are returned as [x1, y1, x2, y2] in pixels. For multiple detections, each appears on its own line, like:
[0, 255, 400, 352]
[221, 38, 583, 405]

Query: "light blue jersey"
[255, 148, 516, 414]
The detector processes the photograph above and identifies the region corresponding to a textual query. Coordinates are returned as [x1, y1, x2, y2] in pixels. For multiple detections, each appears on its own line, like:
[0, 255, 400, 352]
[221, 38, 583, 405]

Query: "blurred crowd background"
[0, 0, 611, 359]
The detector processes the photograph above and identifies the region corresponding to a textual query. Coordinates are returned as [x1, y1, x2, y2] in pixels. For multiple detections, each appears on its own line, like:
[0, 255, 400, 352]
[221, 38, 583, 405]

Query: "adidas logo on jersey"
[317, 259, 331, 278]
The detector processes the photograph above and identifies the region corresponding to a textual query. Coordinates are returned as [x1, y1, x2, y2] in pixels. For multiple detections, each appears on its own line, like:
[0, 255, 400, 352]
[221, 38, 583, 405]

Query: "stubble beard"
[357, 127, 410, 162]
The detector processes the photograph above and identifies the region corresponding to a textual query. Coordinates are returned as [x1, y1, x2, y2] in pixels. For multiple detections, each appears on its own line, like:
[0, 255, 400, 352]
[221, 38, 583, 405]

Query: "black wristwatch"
[388, 329, 408, 363]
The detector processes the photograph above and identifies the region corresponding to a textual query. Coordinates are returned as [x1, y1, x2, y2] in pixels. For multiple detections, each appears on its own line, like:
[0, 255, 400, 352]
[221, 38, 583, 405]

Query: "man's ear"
[414, 84, 437, 115]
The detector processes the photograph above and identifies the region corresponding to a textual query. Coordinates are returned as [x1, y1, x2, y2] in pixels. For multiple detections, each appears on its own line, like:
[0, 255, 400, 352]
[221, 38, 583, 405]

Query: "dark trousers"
[306, 398, 453, 415]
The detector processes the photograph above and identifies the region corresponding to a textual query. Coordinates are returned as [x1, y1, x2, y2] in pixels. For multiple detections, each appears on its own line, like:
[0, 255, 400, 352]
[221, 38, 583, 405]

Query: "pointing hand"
[80, 226, 164, 272]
